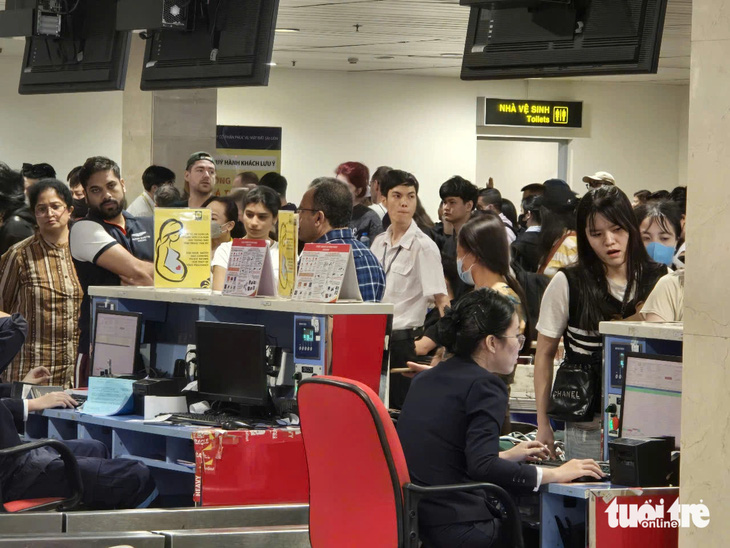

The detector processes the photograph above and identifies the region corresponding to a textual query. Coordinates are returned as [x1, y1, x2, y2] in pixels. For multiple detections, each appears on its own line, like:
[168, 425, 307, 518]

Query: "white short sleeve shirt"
[69, 219, 118, 263]
[372, 221, 447, 330]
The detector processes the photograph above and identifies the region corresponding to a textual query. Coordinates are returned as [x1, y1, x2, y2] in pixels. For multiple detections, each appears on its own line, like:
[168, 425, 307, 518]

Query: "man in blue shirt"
[298, 178, 385, 302]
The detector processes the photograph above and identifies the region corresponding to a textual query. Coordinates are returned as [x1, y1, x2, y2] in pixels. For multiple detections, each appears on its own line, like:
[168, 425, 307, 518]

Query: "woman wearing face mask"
[413, 213, 529, 430]
[534, 186, 667, 460]
[203, 196, 237, 260]
[398, 289, 604, 548]
[634, 200, 682, 268]
[417, 213, 529, 351]
[637, 200, 686, 321]
[211, 186, 280, 292]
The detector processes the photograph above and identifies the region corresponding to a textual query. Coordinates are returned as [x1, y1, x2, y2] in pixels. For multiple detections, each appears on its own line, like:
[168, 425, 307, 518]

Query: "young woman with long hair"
[534, 186, 667, 459]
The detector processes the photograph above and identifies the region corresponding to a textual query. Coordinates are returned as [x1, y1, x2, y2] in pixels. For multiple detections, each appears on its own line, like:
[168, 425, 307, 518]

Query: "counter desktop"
[538, 321, 684, 547]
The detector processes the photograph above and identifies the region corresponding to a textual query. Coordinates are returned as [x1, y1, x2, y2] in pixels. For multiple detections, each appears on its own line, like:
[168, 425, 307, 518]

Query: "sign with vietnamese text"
[484, 98, 582, 128]
[213, 125, 282, 196]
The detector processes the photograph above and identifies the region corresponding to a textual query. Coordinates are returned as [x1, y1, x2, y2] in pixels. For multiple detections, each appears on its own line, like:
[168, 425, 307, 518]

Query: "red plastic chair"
[0, 439, 83, 513]
[297, 375, 524, 548]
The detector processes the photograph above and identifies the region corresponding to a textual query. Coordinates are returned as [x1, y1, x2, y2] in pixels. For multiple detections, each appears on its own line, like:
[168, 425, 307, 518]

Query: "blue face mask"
[646, 242, 675, 266]
[457, 257, 475, 286]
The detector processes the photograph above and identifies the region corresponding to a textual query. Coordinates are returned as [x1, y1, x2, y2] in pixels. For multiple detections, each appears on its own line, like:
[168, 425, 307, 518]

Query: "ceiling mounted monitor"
[139, 0, 279, 91]
[460, 0, 668, 80]
[16, 0, 131, 94]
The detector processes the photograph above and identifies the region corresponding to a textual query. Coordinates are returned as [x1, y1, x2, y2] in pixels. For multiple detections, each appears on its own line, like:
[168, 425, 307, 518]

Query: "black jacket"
[511, 229, 541, 273]
[0, 206, 35, 257]
[0, 313, 27, 376]
[397, 356, 538, 527]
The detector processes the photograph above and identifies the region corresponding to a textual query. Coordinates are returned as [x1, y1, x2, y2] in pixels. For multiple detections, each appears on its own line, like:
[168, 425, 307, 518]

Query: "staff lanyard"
[382, 245, 403, 276]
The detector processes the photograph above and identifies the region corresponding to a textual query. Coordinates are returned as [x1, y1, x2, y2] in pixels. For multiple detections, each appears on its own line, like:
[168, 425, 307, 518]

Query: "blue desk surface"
[40, 409, 203, 439]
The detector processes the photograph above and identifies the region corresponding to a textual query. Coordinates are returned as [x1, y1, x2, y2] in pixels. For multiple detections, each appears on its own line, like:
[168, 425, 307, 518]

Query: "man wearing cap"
[582, 171, 615, 190]
[176, 152, 216, 208]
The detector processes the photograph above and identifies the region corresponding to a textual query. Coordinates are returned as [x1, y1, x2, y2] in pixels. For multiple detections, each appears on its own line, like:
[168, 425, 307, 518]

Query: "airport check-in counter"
[73, 286, 394, 507]
[88, 286, 394, 395]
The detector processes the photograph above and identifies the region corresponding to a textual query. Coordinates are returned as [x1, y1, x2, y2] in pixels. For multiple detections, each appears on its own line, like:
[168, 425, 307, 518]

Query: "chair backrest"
[298, 376, 411, 548]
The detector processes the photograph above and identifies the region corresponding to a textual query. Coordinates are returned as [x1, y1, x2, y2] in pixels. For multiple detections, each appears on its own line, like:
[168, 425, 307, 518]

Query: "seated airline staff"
[0, 317, 158, 509]
[397, 289, 604, 548]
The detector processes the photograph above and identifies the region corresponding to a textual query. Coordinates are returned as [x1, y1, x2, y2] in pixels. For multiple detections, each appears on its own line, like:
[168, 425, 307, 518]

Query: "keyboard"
[72, 394, 87, 405]
[164, 412, 246, 427]
[528, 459, 611, 481]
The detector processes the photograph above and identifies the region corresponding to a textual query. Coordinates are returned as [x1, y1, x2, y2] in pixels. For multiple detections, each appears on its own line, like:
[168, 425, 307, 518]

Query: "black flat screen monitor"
[195, 321, 269, 406]
[18, 0, 131, 94]
[461, 0, 668, 80]
[140, 0, 279, 91]
[619, 352, 682, 449]
[91, 310, 143, 377]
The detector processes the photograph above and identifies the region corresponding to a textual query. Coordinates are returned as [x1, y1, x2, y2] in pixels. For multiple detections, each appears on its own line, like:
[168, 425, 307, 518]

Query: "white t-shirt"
[69, 219, 118, 263]
[369, 202, 387, 221]
[641, 269, 684, 322]
[536, 271, 629, 354]
[212, 240, 280, 281]
[499, 212, 517, 244]
[126, 192, 155, 218]
[371, 220, 447, 330]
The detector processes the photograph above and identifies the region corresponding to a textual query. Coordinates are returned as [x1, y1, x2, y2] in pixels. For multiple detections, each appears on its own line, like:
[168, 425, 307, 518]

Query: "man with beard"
[69, 157, 154, 387]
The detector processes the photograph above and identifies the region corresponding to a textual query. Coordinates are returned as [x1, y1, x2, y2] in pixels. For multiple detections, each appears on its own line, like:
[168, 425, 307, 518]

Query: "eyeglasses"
[34, 203, 67, 217]
[499, 333, 526, 350]
[295, 208, 319, 215]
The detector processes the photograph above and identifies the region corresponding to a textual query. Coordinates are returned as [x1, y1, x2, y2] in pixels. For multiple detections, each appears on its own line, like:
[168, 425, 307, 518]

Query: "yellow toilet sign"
[154, 208, 212, 288]
[552, 106, 569, 124]
[483, 98, 582, 128]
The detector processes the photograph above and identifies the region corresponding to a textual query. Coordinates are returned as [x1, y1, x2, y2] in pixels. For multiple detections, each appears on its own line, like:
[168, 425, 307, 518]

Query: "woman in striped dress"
[0, 179, 82, 387]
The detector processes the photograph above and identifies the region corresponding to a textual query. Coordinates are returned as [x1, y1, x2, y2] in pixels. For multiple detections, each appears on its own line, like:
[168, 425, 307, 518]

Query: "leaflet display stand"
[292, 243, 362, 302]
[222, 239, 276, 297]
[277, 211, 298, 297]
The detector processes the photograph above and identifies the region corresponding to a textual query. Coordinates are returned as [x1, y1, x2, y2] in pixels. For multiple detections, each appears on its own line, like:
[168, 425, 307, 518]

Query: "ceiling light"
[376, 56, 394, 60]
[275, 28, 300, 33]
[267, 62, 277, 66]
[440, 53, 462, 58]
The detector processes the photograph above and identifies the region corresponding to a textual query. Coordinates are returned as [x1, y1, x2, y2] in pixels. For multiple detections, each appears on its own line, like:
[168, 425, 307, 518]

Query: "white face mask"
[211, 221, 225, 238]
[457, 256, 475, 286]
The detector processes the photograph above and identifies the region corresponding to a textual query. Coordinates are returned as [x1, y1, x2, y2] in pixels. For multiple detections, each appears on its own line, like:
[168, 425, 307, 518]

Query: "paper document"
[81, 377, 135, 416]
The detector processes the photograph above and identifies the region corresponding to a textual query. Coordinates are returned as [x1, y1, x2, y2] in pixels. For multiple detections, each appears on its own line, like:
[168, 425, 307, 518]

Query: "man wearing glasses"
[297, 177, 385, 302]
[0, 179, 82, 387]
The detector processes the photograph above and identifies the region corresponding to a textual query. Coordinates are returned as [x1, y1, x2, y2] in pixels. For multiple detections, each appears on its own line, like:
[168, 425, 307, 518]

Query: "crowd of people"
[0, 153, 687, 533]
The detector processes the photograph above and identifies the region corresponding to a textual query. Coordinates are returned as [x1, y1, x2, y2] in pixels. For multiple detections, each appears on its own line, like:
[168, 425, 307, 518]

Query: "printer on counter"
[133, 378, 188, 416]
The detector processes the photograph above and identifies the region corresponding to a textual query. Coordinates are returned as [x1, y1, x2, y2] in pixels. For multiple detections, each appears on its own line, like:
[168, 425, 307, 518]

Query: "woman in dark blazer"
[397, 288, 604, 547]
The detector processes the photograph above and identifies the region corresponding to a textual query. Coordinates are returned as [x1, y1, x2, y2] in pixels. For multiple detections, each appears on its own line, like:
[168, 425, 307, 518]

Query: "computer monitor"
[91, 310, 143, 377]
[460, 0, 668, 80]
[619, 352, 682, 449]
[15, 0, 131, 94]
[195, 321, 269, 406]
[138, 0, 279, 91]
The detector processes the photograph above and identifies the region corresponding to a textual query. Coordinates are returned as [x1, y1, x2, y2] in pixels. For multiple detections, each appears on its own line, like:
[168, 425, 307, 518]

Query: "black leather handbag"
[546, 361, 599, 422]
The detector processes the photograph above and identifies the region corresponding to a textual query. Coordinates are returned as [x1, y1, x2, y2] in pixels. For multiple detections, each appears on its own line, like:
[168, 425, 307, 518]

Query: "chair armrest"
[402, 482, 524, 548]
[0, 439, 83, 511]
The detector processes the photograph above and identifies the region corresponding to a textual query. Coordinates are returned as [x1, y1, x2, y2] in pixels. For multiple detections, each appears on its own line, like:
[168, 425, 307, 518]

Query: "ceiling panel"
[0, 0, 692, 82]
